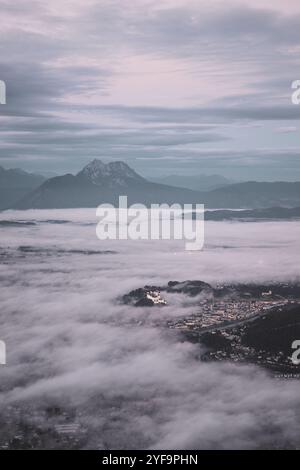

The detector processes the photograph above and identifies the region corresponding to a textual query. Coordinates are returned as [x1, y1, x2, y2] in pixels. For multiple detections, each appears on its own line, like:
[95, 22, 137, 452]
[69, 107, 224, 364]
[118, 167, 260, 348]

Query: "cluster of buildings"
[168, 294, 288, 332]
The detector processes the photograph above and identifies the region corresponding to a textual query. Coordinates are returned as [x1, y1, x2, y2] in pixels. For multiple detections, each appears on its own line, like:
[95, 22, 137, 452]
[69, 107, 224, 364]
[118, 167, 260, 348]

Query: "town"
[168, 293, 290, 332]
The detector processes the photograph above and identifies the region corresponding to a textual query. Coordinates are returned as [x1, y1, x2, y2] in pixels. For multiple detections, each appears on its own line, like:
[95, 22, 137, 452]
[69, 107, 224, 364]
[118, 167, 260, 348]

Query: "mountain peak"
[82, 158, 105, 171]
[88, 158, 104, 167]
[77, 159, 144, 187]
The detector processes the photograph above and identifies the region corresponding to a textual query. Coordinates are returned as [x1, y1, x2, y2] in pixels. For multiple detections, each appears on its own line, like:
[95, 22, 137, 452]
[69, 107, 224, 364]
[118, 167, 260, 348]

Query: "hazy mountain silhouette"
[10, 160, 300, 209]
[15, 159, 200, 209]
[206, 181, 300, 209]
[0, 166, 45, 210]
[150, 174, 233, 191]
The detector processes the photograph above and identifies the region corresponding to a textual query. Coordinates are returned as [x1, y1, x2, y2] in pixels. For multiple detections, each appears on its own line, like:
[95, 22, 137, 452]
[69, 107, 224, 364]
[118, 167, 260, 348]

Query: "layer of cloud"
[0, 210, 300, 448]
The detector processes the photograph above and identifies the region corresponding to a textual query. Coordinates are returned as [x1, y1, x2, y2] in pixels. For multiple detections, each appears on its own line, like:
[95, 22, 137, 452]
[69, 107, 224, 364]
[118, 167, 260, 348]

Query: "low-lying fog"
[0, 209, 300, 449]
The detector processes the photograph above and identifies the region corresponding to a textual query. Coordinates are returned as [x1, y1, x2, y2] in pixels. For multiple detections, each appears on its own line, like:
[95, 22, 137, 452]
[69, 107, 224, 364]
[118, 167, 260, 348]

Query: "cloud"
[1, 0, 300, 177]
[0, 211, 300, 448]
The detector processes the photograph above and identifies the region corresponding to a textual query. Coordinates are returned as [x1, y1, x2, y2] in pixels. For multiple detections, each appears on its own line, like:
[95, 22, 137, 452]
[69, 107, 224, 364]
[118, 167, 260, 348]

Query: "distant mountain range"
[0, 166, 45, 210]
[204, 181, 300, 209]
[149, 174, 233, 191]
[1, 159, 300, 210]
[14, 160, 202, 209]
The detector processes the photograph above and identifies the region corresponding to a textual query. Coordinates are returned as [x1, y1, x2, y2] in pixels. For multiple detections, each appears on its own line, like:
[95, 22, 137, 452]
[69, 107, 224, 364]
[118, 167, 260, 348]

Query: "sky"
[0, 0, 300, 179]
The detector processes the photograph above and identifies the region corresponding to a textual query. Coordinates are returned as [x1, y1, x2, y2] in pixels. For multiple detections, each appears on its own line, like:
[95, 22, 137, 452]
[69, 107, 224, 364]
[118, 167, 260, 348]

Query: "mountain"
[11, 160, 300, 210]
[15, 173, 103, 209]
[149, 174, 233, 191]
[15, 159, 201, 209]
[77, 160, 144, 188]
[0, 166, 45, 210]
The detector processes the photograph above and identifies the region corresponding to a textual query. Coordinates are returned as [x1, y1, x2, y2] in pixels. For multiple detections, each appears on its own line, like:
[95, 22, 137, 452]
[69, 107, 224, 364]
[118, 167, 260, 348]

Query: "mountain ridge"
[149, 173, 233, 191]
[6, 159, 300, 210]
[77, 159, 145, 188]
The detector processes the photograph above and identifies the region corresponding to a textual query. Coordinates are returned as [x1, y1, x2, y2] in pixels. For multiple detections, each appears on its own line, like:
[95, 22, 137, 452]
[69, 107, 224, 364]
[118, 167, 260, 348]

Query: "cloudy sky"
[1, 0, 300, 179]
